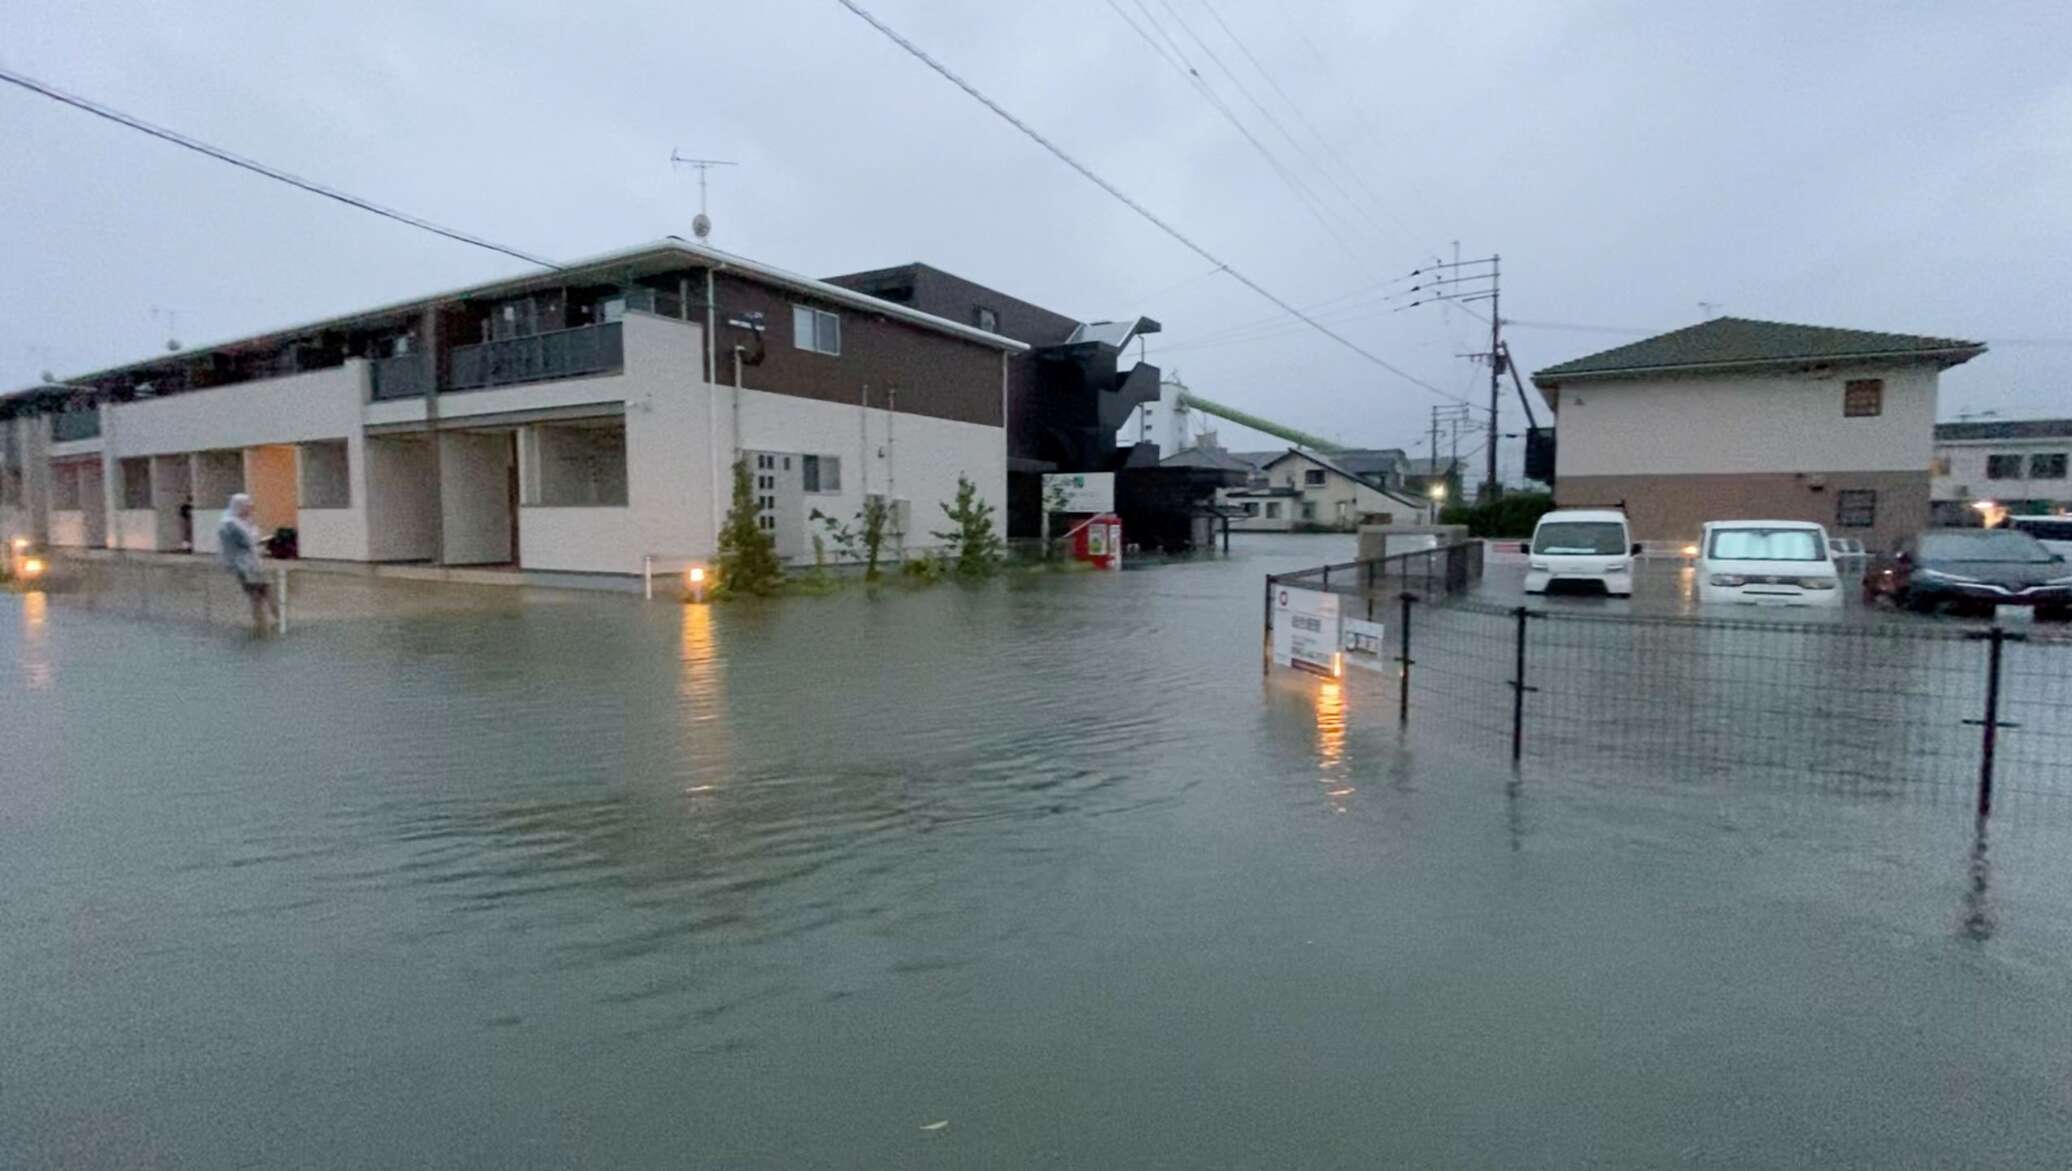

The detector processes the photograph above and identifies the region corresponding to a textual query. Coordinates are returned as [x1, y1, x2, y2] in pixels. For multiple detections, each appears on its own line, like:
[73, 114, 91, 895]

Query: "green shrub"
[714, 458, 783, 598]
[932, 474, 1003, 577]
[1439, 492, 1555, 538]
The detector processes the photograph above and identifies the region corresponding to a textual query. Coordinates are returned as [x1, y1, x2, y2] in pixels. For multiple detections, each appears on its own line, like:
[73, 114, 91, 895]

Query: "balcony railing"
[369, 353, 431, 401]
[447, 322, 623, 392]
[51, 408, 101, 442]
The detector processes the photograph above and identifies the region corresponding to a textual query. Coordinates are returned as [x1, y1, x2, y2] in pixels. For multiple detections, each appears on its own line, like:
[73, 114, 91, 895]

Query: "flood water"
[8, 534, 2072, 1168]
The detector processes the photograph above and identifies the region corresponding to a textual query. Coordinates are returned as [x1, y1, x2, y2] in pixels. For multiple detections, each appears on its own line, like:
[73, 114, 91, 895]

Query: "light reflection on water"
[6, 534, 2072, 1168]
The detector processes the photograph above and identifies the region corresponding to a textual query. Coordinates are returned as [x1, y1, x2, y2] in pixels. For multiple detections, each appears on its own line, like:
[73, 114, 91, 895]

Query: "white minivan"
[1524, 509, 1636, 596]
[1697, 520, 1842, 606]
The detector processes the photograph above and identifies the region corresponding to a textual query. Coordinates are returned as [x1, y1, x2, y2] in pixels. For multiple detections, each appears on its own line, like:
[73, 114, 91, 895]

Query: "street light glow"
[22, 557, 46, 578]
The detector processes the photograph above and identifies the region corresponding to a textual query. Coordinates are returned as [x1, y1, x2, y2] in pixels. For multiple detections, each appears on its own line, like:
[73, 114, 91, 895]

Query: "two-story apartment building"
[1930, 418, 2072, 524]
[0, 239, 1027, 575]
[1533, 317, 1985, 549]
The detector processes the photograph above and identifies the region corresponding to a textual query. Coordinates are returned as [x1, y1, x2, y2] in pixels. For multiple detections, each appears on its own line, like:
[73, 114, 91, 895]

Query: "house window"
[1930, 455, 1952, 476]
[1843, 379, 1883, 417]
[1835, 489, 1877, 529]
[1986, 454, 2025, 480]
[1300, 502, 1317, 521]
[1242, 502, 1258, 516]
[1303, 468, 1326, 487]
[522, 419, 628, 507]
[2029, 452, 2067, 480]
[974, 306, 998, 332]
[802, 454, 841, 493]
[792, 304, 841, 355]
[1264, 502, 1282, 519]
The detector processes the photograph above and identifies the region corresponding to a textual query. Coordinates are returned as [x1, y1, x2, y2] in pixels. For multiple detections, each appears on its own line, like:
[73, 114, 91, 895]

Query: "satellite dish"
[691, 212, 712, 241]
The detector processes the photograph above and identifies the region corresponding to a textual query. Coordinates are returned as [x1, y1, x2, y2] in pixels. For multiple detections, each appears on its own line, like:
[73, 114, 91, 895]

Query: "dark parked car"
[1864, 528, 2072, 616]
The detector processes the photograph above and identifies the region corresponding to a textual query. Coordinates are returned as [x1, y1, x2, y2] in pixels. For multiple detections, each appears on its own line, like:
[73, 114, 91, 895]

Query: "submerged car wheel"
[1901, 589, 1938, 615]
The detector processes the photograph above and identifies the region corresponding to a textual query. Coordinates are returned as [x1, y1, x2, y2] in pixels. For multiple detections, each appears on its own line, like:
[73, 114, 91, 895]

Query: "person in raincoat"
[217, 493, 278, 632]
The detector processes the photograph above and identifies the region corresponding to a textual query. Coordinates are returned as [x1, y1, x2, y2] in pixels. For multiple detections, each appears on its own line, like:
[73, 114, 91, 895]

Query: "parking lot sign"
[1272, 586, 1342, 676]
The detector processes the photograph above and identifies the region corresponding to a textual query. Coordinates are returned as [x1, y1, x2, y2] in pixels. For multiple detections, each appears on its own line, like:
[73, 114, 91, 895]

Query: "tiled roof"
[1161, 446, 1260, 473]
[1533, 317, 1983, 383]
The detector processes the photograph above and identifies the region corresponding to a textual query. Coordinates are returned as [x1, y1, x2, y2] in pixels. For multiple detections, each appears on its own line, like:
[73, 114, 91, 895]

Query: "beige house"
[1534, 318, 1984, 549]
[1220, 449, 1425, 532]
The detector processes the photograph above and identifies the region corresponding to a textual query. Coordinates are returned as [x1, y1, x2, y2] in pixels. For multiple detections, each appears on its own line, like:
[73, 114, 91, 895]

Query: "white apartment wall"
[113, 509, 157, 550]
[440, 432, 513, 564]
[1933, 438, 2072, 505]
[1553, 364, 1939, 478]
[50, 513, 89, 547]
[733, 384, 1007, 562]
[107, 363, 366, 454]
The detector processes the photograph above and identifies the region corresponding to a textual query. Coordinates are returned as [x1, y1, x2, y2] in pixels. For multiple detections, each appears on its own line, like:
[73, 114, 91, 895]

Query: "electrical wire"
[832, 0, 1471, 406]
[1193, 0, 1416, 245]
[0, 66, 562, 271]
[1108, 0, 1370, 260]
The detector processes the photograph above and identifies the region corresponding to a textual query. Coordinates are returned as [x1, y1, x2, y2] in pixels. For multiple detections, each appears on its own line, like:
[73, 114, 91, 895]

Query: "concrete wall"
[439, 431, 514, 565]
[244, 445, 299, 534]
[107, 363, 367, 455]
[363, 436, 438, 561]
[1552, 364, 1939, 478]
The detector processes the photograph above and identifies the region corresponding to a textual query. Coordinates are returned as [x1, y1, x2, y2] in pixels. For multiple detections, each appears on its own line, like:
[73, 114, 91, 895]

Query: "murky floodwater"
[7, 535, 2072, 1168]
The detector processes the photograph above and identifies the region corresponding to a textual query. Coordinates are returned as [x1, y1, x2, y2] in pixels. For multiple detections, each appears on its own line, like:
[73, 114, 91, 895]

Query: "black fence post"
[1397, 591, 1416, 726]
[1965, 624, 2024, 817]
[1262, 575, 1274, 677]
[1509, 606, 1538, 763]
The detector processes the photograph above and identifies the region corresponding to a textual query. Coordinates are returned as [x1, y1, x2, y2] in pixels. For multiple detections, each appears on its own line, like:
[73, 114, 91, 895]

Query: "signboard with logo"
[1341, 618, 1388, 673]
[1271, 585, 1342, 676]
[1042, 472, 1115, 514]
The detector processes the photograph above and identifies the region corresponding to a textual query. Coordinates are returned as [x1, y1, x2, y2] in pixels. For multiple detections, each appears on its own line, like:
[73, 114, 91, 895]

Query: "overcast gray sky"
[4, 0, 2068, 474]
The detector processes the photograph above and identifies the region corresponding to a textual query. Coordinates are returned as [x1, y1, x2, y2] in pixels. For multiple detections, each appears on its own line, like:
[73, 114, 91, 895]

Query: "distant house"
[1399, 456, 1461, 504]
[1931, 418, 2072, 524]
[1221, 448, 1425, 531]
[1533, 317, 1985, 547]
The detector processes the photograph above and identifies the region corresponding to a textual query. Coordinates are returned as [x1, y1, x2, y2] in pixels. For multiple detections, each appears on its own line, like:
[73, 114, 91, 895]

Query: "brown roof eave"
[1533, 344, 1986, 387]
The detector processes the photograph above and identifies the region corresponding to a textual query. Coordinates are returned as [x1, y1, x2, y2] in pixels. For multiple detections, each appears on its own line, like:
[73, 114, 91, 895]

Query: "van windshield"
[1709, 528, 1824, 561]
[1533, 522, 1627, 555]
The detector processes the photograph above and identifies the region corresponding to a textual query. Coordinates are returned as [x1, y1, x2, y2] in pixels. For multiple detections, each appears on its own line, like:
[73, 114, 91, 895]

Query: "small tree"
[715, 458, 783, 597]
[932, 474, 1003, 577]
[811, 495, 893, 583]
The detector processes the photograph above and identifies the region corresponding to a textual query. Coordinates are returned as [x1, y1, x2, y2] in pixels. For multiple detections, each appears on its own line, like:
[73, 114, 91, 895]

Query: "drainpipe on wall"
[420, 306, 445, 566]
[732, 346, 746, 459]
[886, 386, 899, 550]
[705, 268, 721, 549]
[858, 384, 871, 502]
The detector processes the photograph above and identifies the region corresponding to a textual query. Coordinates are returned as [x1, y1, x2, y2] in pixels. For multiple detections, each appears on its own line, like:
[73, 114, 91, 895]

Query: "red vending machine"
[1072, 513, 1124, 570]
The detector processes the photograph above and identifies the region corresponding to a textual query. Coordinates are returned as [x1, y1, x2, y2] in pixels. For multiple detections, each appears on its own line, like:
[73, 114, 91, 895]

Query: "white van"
[1697, 520, 1842, 607]
[2008, 516, 2072, 560]
[1524, 509, 1635, 596]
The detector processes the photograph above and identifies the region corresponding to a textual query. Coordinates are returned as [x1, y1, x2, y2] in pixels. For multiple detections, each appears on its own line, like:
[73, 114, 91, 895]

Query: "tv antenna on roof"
[669, 152, 738, 241]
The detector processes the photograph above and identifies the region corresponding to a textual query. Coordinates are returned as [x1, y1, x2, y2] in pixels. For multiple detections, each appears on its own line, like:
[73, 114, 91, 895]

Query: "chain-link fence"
[1388, 598, 2072, 815]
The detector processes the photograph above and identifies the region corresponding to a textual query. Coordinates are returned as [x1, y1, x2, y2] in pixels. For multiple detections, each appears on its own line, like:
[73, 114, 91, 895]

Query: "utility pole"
[1486, 254, 1501, 501]
[1396, 251, 1502, 500]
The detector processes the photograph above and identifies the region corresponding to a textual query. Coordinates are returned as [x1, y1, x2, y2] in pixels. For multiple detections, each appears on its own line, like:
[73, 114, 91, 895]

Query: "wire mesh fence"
[1385, 599, 2072, 813]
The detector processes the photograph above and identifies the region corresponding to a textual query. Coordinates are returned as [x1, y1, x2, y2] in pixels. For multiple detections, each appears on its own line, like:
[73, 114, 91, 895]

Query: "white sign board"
[1043, 472, 1115, 513]
[1272, 585, 1342, 677]
[1341, 618, 1389, 673]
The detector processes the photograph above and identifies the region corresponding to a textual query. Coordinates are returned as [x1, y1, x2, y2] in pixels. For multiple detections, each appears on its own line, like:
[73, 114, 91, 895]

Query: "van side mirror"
[1517, 542, 1531, 555]
[1630, 542, 1643, 556]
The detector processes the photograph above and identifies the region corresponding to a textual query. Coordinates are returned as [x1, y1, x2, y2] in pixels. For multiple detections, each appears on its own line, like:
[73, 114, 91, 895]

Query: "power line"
[832, 0, 1470, 406]
[1107, 0, 1370, 259]
[1152, 0, 1385, 253]
[0, 66, 561, 271]
[1193, 0, 1418, 246]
